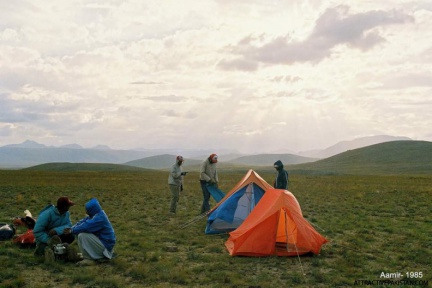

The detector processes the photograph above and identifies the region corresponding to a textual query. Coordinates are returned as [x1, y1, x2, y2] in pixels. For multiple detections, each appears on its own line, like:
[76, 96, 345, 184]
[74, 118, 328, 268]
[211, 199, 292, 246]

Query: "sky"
[1, 0, 431, 154]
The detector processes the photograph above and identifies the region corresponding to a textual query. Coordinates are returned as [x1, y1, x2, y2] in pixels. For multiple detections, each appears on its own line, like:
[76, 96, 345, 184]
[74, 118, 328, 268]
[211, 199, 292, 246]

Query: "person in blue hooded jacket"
[70, 198, 116, 266]
[273, 160, 289, 189]
[33, 196, 76, 256]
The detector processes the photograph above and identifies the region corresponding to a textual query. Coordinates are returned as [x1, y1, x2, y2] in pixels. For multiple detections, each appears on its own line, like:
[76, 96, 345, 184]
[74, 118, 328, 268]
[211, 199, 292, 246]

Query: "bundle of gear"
[0, 209, 36, 247]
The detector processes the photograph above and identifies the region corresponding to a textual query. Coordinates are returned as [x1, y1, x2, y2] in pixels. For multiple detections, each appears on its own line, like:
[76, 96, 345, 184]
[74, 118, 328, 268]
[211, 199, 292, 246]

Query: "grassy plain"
[0, 169, 431, 287]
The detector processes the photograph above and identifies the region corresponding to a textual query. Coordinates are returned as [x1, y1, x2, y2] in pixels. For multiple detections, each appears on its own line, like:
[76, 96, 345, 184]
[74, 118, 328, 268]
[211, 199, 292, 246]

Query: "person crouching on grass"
[33, 197, 76, 259]
[69, 198, 116, 266]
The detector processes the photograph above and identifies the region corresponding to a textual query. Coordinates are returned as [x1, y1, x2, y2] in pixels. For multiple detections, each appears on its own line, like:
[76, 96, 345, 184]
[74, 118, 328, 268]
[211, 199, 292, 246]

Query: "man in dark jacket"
[273, 160, 289, 189]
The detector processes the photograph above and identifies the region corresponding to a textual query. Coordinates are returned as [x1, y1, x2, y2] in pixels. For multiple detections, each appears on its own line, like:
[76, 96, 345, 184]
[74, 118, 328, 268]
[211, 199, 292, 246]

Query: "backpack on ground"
[12, 229, 36, 247]
[0, 223, 16, 241]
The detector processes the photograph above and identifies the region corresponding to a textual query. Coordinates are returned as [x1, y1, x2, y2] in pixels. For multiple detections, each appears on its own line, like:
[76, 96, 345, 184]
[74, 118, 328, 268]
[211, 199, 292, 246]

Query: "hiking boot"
[34, 243, 47, 257]
[44, 247, 55, 264]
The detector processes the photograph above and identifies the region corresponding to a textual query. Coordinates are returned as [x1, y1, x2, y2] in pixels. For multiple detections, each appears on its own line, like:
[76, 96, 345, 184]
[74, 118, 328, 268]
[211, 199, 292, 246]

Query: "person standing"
[70, 198, 116, 266]
[200, 153, 218, 214]
[33, 197, 76, 258]
[168, 155, 187, 214]
[273, 160, 289, 189]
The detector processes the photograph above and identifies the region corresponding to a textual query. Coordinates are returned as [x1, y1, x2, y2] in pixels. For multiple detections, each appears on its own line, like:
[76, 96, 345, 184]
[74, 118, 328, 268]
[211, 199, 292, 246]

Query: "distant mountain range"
[0, 142, 150, 168]
[0, 140, 243, 168]
[0, 135, 420, 169]
[24, 141, 432, 175]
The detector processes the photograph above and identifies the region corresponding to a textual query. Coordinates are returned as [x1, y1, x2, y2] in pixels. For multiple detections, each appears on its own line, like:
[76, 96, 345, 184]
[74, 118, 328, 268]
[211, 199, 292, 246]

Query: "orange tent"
[225, 188, 328, 256]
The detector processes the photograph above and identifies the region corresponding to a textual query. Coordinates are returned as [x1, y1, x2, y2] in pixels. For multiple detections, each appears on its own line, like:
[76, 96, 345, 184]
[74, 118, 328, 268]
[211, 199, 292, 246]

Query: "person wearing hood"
[70, 198, 116, 266]
[168, 155, 187, 214]
[199, 153, 219, 214]
[273, 160, 289, 189]
[33, 197, 76, 257]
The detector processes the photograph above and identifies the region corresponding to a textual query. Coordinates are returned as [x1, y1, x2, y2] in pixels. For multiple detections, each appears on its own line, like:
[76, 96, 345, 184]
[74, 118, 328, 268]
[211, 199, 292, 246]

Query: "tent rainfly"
[225, 188, 328, 256]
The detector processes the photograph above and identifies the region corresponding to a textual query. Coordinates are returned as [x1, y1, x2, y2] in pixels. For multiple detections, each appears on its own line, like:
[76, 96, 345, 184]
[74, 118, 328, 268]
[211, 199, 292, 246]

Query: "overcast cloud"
[0, 0, 431, 154]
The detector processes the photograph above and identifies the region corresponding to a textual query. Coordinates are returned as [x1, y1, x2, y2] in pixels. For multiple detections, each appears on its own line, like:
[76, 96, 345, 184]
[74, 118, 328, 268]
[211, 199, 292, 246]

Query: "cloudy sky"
[1, 0, 431, 153]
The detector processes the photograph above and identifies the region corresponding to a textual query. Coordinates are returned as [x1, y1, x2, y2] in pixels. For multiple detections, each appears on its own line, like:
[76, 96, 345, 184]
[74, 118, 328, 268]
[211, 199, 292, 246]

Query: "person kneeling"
[71, 198, 116, 266]
[33, 197, 77, 263]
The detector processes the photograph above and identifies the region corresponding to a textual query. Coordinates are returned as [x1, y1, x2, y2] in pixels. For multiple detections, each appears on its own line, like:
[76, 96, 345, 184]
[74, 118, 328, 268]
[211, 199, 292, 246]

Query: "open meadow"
[0, 169, 431, 287]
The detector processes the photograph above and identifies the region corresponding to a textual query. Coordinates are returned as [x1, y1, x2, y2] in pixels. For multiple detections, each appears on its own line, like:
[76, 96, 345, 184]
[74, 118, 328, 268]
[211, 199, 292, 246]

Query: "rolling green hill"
[228, 153, 318, 166]
[287, 140, 432, 175]
[22, 162, 149, 172]
[125, 153, 317, 170]
[125, 154, 202, 170]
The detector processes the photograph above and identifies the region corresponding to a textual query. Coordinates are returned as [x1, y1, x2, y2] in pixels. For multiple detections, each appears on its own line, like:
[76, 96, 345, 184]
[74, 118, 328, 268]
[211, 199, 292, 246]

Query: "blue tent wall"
[205, 183, 265, 234]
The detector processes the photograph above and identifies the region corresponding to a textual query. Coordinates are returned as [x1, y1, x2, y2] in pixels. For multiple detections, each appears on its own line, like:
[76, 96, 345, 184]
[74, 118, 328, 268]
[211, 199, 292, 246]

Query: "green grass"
[0, 170, 431, 287]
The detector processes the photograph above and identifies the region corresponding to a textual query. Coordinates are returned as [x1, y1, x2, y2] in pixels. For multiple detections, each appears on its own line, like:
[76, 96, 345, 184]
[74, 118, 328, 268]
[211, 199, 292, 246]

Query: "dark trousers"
[200, 180, 210, 214]
[60, 233, 75, 244]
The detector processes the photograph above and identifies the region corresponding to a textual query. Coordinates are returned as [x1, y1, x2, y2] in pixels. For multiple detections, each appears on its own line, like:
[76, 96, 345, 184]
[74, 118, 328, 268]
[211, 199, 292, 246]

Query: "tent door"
[275, 209, 298, 253]
[232, 183, 255, 222]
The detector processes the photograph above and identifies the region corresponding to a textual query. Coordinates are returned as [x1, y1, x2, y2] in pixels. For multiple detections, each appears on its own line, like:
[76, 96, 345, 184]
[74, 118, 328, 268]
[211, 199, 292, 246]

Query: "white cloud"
[0, 1, 431, 151]
[218, 5, 414, 69]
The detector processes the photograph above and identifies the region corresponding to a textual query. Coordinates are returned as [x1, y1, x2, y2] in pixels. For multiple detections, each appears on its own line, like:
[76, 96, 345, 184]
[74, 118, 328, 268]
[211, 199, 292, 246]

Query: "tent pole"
[180, 211, 209, 229]
[248, 183, 254, 215]
[284, 209, 289, 252]
[293, 242, 306, 277]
